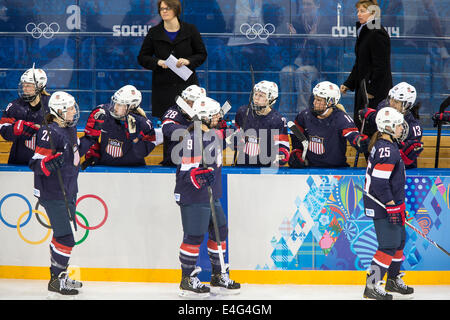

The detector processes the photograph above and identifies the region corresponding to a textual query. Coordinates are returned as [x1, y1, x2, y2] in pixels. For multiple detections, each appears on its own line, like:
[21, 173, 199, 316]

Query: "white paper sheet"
[165, 54, 193, 81]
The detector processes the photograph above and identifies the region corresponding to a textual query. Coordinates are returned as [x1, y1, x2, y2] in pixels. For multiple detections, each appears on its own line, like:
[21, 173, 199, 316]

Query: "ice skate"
[385, 273, 414, 299]
[210, 271, 241, 295]
[363, 280, 393, 300]
[179, 267, 210, 299]
[47, 271, 79, 299]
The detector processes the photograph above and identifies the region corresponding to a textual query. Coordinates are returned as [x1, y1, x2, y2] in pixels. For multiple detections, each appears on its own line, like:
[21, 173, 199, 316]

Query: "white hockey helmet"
[388, 82, 417, 113]
[375, 106, 408, 141]
[253, 80, 279, 108]
[110, 85, 142, 119]
[192, 97, 221, 126]
[18, 68, 48, 102]
[181, 85, 206, 102]
[312, 81, 341, 106]
[48, 91, 80, 127]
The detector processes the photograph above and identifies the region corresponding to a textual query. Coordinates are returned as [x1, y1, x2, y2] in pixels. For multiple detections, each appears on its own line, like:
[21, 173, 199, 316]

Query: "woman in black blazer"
[340, 0, 392, 133]
[137, 0, 207, 118]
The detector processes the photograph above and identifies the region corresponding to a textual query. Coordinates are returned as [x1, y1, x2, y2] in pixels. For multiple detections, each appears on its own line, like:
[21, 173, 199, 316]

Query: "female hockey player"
[233, 80, 290, 167]
[363, 106, 414, 300]
[160, 84, 206, 166]
[0, 67, 50, 164]
[81, 85, 156, 168]
[29, 91, 95, 297]
[359, 82, 423, 168]
[289, 81, 369, 168]
[175, 96, 240, 298]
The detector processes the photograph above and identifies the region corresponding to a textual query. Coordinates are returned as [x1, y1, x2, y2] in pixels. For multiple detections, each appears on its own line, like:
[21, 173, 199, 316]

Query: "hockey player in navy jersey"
[233, 80, 290, 167]
[29, 91, 96, 297]
[160, 85, 206, 166]
[363, 106, 414, 300]
[0, 67, 50, 164]
[175, 96, 240, 298]
[359, 82, 423, 168]
[289, 81, 369, 168]
[81, 85, 156, 168]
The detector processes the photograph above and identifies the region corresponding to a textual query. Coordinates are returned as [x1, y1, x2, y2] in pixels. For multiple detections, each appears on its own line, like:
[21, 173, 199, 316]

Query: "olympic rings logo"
[0, 193, 108, 245]
[25, 22, 60, 39]
[240, 23, 275, 40]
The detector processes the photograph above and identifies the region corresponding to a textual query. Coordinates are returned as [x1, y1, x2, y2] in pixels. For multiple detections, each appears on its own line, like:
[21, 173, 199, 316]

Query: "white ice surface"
[0, 279, 449, 300]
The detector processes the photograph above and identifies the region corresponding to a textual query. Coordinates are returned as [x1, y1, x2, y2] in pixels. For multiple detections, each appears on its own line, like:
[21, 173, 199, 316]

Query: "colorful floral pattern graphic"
[265, 175, 449, 271]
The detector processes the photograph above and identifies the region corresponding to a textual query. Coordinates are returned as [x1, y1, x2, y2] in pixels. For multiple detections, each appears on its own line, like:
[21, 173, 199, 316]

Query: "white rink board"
[227, 174, 314, 270]
[0, 171, 182, 269]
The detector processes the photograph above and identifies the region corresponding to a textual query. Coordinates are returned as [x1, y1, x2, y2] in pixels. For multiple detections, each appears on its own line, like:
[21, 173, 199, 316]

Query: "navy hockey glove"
[432, 111, 450, 127]
[13, 120, 39, 138]
[40, 152, 64, 177]
[190, 167, 215, 189]
[400, 140, 424, 165]
[386, 203, 406, 225]
[84, 108, 105, 139]
[358, 107, 376, 122]
[288, 149, 306, 168]
[353, 134, 369, 154]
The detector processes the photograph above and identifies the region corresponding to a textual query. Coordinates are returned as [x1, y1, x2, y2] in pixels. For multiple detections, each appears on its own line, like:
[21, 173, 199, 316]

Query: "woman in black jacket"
[340, 0, 392, 134]
[137, 0, 207, 118]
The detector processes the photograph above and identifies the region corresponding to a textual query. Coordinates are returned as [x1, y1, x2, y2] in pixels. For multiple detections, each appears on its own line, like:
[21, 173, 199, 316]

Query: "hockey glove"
[190, 167, 215, 189]
[288, 149, 307, 168]
[386, 203, 406, 225]
[274, 147, 290, 166]
[432, 111, 450, 127]
[13, 120, 39, 138]
[84, 108, 105, 139]
[399, 140, 424, 165]
[353, 134, 369, 154]
[358, 107, 376, 122]
[81, 142, 100, 170]
[40, 153, 64, 177]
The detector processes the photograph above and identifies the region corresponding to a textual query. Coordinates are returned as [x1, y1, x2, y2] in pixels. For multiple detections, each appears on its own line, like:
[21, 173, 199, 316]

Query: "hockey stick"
[233, 64, 255, 166]
[177, 97, 228, 273]
[434, 96, 450, 168]
[355, 184, 450, 256]
[354, 79, 369, 167]
[287, 121, 308, 164]
[32, 64, 77, 232]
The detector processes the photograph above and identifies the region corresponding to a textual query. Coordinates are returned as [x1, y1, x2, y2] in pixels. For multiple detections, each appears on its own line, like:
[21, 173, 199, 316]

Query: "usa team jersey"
[87, 104, 156, 166]
[292, 108, 361, 167]
[363, 138, 406, 219]
[0, 95, 50, 164]
[366, 99, 423, 168]
[234, 105, 290, 167]
[174, 129, 223, 205]
[29, 122, 92, 200]
[161, 105, 192, 166]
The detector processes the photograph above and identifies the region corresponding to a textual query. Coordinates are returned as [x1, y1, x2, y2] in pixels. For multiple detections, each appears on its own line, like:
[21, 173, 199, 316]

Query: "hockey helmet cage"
[49, 91, 80, 127]
[375, 106, 408, 141]
[253, 80, 279, 108]
[312, 81, 341, 106]
[192, 97, 221, 125]
[110, 85, 142, 119]
[388, 82, 417, 113]
[18, 68, 47, 102]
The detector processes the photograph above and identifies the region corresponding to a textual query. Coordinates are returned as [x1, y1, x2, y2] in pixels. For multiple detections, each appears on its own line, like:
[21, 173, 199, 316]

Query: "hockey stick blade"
[354, 184, 450, 256]
[220, 101, 232, 117]
[288, 121, 308, 161]
[175, 95, 197, 120]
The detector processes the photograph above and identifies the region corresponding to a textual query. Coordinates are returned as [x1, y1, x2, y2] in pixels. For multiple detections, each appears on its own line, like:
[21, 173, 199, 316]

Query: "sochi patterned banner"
[228, 173, 450, 272]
